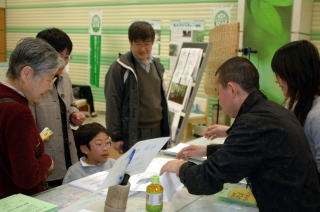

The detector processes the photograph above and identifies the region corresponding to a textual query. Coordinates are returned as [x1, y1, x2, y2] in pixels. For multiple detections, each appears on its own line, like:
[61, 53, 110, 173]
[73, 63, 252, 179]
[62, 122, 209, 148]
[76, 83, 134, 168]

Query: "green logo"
[214, 10, 229, 26]
[91, 14, 101, 33]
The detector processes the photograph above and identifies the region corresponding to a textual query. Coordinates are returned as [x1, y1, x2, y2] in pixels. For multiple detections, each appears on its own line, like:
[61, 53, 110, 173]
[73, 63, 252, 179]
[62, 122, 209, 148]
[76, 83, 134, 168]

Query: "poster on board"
[167, 47, 203, 139]
[169, 20, 204, 71]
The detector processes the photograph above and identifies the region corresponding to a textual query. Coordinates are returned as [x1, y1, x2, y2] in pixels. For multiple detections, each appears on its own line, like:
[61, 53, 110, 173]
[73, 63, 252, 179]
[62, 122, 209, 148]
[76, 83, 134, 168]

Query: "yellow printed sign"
[227, 187, 256, 205]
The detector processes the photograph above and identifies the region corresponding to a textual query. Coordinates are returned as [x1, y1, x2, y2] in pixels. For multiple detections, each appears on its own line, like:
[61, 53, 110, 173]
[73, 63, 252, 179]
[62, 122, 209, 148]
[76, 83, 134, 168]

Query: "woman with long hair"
[272, 40, 320, 172]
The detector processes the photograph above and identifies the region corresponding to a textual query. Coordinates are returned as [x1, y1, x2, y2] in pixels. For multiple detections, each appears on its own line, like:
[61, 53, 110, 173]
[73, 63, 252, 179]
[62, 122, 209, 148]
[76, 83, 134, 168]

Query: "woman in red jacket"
[0, 37, 63, 198]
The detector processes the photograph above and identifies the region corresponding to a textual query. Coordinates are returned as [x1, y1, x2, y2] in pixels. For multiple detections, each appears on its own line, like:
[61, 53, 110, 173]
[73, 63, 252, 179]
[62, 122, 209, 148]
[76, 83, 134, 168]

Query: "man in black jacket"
[105, 21, 170, 153]
[161, 57, 320, 211]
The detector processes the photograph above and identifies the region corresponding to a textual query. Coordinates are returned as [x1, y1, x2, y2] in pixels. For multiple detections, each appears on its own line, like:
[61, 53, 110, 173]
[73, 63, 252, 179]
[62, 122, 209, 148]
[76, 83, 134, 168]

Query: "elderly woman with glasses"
[0, 37, 64, 198]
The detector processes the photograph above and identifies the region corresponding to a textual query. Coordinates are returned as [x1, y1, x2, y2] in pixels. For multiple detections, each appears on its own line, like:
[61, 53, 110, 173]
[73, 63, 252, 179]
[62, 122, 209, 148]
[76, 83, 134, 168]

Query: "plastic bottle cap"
[151, 175, 160, 184]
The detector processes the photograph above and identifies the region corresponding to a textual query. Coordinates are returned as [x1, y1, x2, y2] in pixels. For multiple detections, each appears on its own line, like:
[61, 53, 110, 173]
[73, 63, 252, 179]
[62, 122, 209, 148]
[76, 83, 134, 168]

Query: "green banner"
[243, 0, 292, 104]
[89, 11, 102, 87]
[90, 35, 101, 87]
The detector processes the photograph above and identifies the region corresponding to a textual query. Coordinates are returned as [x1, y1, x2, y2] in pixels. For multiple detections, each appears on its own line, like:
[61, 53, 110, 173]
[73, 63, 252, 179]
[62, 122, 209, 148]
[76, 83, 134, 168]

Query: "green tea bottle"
[146, 175, 163, 212]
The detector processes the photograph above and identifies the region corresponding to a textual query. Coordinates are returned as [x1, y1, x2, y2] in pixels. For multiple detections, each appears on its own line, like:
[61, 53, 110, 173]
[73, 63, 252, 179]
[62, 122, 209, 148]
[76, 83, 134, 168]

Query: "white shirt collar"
[79, 157, 96, 167]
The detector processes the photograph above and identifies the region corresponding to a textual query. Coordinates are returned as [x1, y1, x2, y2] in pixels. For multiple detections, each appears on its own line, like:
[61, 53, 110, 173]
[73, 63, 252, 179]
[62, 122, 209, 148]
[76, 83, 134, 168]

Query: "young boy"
[63, 123, 115, 184]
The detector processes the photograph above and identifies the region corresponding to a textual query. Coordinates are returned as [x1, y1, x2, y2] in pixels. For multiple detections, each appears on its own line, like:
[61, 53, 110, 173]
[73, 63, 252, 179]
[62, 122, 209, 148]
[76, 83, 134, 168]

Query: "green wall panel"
[7, 0, 237, 9]
[243, 0, 293, 104]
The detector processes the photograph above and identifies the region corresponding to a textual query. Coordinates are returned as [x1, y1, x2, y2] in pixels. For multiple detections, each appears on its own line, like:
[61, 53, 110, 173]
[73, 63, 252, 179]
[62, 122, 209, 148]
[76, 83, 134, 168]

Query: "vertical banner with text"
[89, 11, 102, 87]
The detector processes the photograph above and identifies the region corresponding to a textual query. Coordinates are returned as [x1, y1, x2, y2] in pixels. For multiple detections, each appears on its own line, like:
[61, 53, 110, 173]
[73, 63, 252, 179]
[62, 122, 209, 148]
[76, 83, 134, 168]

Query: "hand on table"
[160, 159, 187, 177]
[204, 124, 229, 140]
[176, 145, 207, 159]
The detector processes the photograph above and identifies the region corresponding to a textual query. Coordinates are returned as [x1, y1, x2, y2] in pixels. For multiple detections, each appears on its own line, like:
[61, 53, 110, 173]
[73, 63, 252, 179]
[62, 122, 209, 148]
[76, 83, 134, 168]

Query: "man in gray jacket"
[31, 28, 85, 187]
[105, 21, 170, 153]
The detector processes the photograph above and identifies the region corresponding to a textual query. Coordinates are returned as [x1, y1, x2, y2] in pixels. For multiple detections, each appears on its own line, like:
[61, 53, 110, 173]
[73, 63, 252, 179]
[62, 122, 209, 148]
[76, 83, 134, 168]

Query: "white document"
[180, 48, 203, 85]
[160, 172, 184, 202]
[129, 158, 184, 202]
[189, 136, 225, 146]
[190, 48, 203, 81]
[163, 137, 226, 161]
[172, 48, 190, 83]
[129, 158, 173, 192]
[163, 143, 189, 157]
[69, 171, 109, 192]
[68, 170, 138, 197]
[99, 137, 170, 189]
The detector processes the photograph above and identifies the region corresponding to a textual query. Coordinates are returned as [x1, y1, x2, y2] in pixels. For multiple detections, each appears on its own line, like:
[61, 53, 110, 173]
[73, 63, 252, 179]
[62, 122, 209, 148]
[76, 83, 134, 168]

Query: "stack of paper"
[0, 193, 58, 212]
[68, 170, 138, 197]
[163, 137, 226, 161]
[69, 170, 109, 192]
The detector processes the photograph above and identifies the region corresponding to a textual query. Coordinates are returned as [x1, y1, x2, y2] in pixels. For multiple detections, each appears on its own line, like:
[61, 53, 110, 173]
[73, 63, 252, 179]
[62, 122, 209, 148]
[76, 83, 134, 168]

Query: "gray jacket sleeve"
[304, 112, 320, 172]
[63, 72, 79, 117]
[104, 62, 124, 141]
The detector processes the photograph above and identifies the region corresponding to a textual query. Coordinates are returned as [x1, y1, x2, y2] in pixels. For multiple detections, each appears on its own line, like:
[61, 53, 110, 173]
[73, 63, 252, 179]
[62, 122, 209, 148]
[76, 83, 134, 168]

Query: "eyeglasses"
[133, 41, 153, 49]
[60, 53, 72, 62]
[91, 141, 112, 148]
[63, 55, 72, 61]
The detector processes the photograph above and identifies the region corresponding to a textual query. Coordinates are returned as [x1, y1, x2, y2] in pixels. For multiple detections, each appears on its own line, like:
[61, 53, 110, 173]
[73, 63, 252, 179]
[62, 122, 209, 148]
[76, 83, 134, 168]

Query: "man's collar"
[236, 90, 266, 118]
[132, 53, 153, 65]
[226, 89, 265, 135]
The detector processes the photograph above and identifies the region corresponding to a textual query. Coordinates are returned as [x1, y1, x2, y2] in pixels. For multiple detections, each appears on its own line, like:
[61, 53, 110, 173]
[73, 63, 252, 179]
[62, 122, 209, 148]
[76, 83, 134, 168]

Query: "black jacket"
[104, 51, 170, 151]
[179, 90, 320, 211]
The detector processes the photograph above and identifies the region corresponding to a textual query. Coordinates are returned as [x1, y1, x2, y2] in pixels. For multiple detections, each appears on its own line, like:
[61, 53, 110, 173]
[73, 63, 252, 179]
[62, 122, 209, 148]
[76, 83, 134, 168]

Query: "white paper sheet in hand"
[160, 172, 184, 202]
[129, 158, 184, 202]
[99, 137, 170, 189]
[129, 158, 173, 192]
[163, 137, 225, 161]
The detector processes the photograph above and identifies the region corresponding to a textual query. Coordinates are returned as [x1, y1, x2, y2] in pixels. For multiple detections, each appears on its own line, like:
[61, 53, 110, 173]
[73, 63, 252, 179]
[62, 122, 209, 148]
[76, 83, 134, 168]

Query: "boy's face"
[83, 132, 112, 165]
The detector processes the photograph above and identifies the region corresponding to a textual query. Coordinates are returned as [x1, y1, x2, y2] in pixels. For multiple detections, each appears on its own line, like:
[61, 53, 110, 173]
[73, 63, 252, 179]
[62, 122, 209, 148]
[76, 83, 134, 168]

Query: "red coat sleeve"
[5, 104, 52, 189]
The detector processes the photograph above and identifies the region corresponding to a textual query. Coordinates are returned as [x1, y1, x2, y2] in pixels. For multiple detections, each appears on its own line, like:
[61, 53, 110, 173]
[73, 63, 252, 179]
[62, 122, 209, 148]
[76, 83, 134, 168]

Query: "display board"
[167, 42, 212, 144]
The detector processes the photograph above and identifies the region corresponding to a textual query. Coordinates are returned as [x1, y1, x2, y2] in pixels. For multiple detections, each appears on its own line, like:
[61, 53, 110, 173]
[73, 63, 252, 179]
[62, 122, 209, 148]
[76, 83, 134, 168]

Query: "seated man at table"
[160, 57, 320, 211]
[63, 123, 116, 184]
